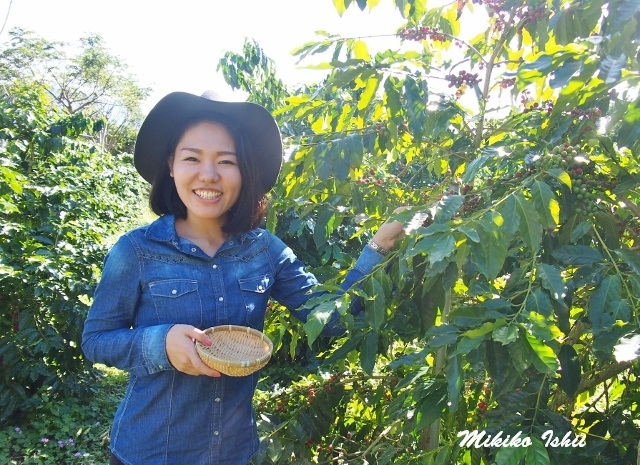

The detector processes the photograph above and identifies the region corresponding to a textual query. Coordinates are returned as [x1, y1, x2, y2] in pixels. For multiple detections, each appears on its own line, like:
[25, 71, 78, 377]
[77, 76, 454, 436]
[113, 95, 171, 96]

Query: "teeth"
[195, 190, 221, 200]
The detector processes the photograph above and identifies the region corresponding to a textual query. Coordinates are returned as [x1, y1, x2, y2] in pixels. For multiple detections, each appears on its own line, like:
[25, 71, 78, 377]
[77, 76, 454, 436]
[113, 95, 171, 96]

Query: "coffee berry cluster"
[398, 25, 447, 42]
[534, 143, 615, 215]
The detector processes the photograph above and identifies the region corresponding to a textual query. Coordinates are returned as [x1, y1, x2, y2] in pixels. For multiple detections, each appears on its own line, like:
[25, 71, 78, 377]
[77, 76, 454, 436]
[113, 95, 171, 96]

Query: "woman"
[82, 91, 404, 465]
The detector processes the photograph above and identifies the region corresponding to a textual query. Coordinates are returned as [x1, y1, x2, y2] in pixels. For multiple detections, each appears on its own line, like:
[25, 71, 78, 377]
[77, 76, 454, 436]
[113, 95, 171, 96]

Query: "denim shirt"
[81, 214, 383, 465]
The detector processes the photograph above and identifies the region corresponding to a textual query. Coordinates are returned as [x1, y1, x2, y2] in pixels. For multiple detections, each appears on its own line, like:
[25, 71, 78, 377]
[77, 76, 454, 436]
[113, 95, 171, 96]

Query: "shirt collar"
[145, 214, 250, 245]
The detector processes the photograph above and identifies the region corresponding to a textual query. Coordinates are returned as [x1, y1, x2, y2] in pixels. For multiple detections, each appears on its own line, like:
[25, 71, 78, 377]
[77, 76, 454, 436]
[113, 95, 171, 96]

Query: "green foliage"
[225, 0, 640, 462]
[0, 364, 127, 464]
[0, 83, 147, 421]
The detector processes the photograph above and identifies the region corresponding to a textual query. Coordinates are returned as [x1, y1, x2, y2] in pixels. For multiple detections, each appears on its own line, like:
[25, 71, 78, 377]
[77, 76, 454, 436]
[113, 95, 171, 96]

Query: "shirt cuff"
[142, 324, 174, 374]
[354, 244, 385, 274]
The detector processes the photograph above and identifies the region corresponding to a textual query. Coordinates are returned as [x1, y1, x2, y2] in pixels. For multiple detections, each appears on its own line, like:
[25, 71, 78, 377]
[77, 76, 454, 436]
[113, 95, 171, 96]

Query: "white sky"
[1, 0, 407, 111]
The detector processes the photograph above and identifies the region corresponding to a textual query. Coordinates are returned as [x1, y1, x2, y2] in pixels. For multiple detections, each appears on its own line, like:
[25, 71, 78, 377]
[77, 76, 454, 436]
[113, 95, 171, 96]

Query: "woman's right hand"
[165, 324, 221, 377]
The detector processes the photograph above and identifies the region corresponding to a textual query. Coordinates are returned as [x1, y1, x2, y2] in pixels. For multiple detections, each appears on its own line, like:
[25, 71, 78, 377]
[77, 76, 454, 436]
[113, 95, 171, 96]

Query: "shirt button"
[159, 365, 164, 369]
[218, 297, 224, 302]
[212, 264, 218, 269]
[171, 289, 177, 295]
[213, 431, 219, 436]
[215, 397, 221, 402]
[191, 247, 196, 252]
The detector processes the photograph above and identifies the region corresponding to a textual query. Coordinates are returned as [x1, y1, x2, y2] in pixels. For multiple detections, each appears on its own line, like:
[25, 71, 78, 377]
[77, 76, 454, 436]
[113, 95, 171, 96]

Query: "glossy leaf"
[588, 275, 631, 334]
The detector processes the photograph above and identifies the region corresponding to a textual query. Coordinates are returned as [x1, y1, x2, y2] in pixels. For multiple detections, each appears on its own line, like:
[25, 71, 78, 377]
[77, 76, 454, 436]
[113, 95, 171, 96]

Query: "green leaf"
[525, 332, 559, 374]
[525, 437, 550, 465]
[471, 215, 508, 280]
[529, 179, 559, 228]
[552, 245, 603, 265]
[462, 319, 506, 339]
[427, 234, 456, 266]
[537, 263, 566, 302]
[509, 334, 532, 373]
[546, 167, 572, 188]
[615, 248, 640, 275]
[500, 195, 521, 237]
[570, 221, 592, 242]
[364, 274, 389, 330]
[446, 353, 462, 412]
[425, 324, 460, 348]
[462, 151, 492, 184]
[492, 324, 519, 345]
[526, 288, 553, 317]
[352, 39, 371, 61]
[557, 344, 581, 398]
[511, 192, 543, 253]
[357, 73, 380, 110]
[303, 299, 344, 345]
[415, 390, 447, 430]
[435, 195, 464, 222]
[404, 76, 428, 140]
[458, 225, 480, 243]
[360, 331, 378, 374]
[588, 275, 631, 334]
[313, 207, 336, 247]
[448, 305, 506, 327]
[494, 445, 528, 465]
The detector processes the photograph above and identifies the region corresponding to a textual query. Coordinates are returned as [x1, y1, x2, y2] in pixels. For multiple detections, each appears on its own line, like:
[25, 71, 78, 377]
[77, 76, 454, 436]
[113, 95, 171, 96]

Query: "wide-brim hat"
[134, 91, 283, 192]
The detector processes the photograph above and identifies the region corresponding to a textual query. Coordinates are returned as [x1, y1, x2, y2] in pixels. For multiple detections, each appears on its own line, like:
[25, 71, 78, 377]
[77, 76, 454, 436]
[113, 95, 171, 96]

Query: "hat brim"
[134, 92, 283, 192]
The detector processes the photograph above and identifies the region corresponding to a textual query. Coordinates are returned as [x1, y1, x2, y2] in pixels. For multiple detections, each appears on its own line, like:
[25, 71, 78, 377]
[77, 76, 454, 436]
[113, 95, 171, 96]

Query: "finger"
[189, 327, 212, 346]
[190, 350, 222, 377]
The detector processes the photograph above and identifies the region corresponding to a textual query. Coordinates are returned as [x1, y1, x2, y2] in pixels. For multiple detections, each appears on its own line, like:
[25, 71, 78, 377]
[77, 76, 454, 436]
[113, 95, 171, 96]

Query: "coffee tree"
[0, 82, 147, 420]
[218, 0, 640, 463]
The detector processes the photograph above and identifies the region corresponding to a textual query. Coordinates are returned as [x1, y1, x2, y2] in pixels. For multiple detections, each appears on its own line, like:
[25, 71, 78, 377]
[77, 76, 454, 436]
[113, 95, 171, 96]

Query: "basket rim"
[196, 325, 273, 369]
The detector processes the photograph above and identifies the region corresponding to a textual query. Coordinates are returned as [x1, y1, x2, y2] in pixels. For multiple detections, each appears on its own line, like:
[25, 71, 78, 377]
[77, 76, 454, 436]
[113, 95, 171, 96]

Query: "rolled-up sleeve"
[269, 235, 385, 336]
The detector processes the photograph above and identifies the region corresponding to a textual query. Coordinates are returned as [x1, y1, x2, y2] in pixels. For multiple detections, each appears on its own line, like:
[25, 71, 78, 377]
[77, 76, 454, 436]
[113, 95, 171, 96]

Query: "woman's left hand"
[371, 207, 410, 252]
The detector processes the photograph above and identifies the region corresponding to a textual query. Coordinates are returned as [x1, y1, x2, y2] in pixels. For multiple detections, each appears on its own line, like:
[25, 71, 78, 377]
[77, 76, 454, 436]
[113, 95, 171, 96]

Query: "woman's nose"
[199, 161, 220, 181]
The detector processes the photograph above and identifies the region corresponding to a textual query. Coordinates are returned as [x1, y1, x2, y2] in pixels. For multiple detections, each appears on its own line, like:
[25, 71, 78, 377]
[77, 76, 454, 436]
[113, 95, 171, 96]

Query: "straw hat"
[134, 91, 283, 192]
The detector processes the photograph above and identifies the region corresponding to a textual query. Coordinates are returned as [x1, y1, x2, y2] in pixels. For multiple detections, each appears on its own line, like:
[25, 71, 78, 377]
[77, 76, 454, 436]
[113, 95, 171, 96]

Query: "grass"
[0, 365, 127, 465]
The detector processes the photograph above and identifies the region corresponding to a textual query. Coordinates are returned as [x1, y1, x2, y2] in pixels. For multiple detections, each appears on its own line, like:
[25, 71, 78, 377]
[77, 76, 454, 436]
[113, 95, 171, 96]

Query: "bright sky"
[1, 0, 406, 111]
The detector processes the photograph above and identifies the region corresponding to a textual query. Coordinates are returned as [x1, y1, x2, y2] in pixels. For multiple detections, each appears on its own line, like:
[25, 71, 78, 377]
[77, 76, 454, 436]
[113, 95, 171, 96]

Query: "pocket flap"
[149, 279, 198, 298]
[239, 275, 273, 294]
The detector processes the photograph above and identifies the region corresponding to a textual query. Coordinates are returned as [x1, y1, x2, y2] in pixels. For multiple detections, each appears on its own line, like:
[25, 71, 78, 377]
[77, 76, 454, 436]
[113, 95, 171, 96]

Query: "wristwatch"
[367, 239, 389, 256]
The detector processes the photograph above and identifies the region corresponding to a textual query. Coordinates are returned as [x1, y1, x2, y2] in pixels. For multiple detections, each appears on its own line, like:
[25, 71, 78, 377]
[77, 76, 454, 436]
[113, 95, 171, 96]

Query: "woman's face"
[169, 121, 242, 227]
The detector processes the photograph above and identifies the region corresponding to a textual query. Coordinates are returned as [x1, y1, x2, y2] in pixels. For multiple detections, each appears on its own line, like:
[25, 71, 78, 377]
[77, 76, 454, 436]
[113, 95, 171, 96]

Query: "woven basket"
[195, 325, 273, 377]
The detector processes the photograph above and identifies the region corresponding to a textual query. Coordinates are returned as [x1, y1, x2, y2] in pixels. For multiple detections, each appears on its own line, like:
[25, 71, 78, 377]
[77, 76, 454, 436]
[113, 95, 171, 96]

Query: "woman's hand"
[371, 206, 411, 252]
[165, 324, 221, 377]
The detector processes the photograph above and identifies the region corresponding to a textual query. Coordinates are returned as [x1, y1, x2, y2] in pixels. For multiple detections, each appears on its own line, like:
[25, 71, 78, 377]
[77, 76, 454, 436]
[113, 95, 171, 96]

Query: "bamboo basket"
[195, 325, 273, 376]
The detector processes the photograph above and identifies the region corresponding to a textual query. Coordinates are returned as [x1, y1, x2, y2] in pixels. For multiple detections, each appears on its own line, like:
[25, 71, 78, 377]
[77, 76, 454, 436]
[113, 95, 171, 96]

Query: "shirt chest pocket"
[149, 279, 203, 326]
[239, 275, 273, 329]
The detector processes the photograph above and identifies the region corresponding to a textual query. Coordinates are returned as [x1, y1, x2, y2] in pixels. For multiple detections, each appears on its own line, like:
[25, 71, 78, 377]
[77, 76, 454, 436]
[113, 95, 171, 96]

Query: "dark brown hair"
[148, 112, 267, 234]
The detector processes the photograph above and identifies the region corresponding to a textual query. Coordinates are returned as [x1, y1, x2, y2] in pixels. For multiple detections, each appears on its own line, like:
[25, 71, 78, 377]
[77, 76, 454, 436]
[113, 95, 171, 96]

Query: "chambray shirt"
[81, 214, 383, 465]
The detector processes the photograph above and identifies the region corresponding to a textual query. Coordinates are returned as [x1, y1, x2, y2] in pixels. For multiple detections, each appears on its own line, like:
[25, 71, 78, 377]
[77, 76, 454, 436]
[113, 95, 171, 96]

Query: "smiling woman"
[81, 89, 406, 464]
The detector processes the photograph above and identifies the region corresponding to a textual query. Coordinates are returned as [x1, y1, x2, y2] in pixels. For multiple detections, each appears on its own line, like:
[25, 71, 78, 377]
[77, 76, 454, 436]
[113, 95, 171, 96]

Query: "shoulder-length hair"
[148, 112, 267, 234]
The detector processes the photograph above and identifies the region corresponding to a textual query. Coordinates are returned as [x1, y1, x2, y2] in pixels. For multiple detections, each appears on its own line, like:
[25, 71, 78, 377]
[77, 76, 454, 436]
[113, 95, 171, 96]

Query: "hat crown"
[134, 91, 283, 192]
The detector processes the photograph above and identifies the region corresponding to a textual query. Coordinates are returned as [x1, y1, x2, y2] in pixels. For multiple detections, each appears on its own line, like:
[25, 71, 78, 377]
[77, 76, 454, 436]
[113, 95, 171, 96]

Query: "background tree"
[0, 29, 150, 153]
[0, 51, 148, 420]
